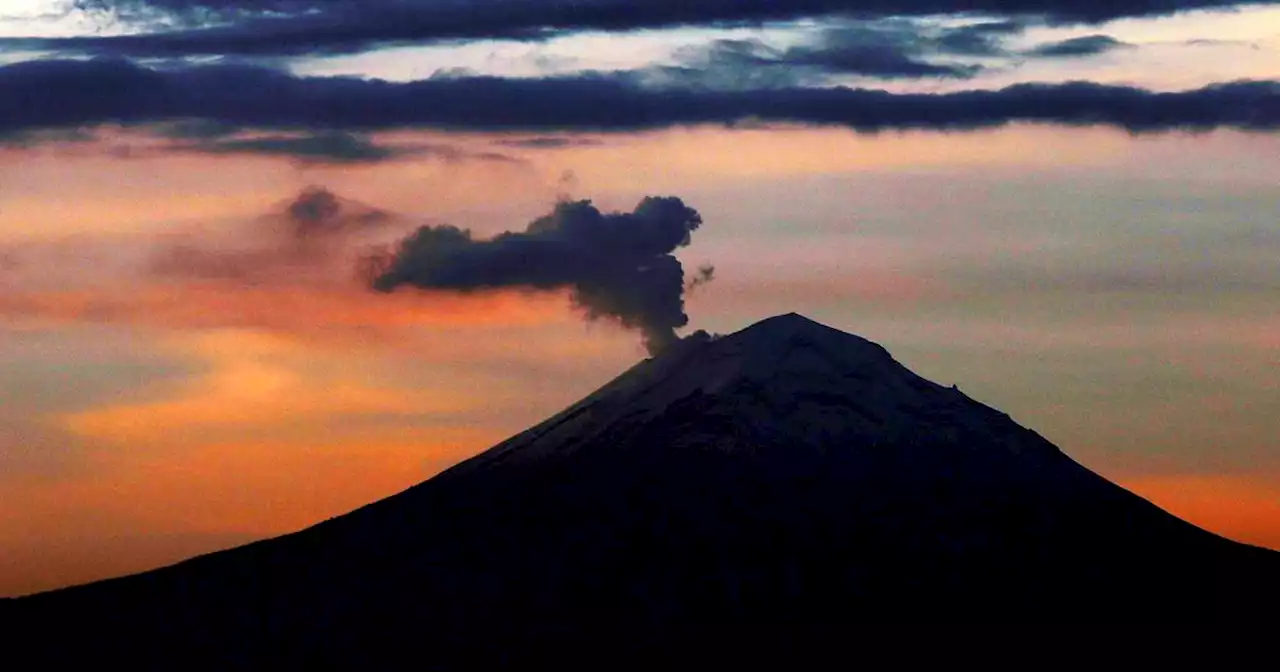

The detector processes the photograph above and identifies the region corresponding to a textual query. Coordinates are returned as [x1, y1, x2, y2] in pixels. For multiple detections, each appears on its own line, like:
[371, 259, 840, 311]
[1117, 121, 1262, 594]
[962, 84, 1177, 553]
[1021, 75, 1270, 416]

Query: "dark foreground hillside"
[6, 314, 1277, 667]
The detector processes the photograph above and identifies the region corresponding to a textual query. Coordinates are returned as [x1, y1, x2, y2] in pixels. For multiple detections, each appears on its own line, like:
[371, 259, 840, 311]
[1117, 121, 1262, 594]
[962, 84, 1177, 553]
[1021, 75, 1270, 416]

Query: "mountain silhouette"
[5, 313, 1277, 666]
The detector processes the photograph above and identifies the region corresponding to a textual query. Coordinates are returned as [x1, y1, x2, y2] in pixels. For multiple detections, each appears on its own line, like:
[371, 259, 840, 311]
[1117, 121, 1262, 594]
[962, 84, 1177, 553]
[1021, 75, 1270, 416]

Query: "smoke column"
[371, 197, 710, 355]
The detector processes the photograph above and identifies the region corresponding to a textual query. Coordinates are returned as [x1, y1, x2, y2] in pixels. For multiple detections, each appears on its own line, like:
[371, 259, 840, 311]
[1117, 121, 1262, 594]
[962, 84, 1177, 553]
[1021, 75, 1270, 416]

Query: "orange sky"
[2, 124, 1278, 596]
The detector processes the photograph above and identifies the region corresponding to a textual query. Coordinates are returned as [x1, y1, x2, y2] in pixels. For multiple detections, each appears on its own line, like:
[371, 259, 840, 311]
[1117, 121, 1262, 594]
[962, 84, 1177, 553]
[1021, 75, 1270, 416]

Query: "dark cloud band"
[27, 1, 1280, 57]
[2, 59, 1278, 138]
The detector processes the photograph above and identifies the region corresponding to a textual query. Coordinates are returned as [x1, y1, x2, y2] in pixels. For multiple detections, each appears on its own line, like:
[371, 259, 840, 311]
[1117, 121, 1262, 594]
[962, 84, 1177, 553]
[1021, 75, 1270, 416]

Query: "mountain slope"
[6, 313, 1278, 666]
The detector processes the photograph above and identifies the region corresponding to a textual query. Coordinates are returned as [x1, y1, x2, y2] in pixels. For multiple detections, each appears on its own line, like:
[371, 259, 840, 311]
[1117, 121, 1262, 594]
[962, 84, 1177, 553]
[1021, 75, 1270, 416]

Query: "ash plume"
[371, 197, 709, 355]
[284, 185, 391, 240]
[687, 263, 715, 291]
[150, 185, 392, 283]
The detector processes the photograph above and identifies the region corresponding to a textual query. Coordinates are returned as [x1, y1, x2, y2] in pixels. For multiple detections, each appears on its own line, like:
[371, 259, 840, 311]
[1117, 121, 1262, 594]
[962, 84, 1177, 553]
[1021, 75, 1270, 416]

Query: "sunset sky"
[1, 0, 1278, 597]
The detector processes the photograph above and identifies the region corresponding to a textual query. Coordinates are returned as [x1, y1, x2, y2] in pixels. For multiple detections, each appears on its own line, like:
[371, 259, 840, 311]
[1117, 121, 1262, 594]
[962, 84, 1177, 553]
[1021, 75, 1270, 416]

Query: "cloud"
[1028, 34, 1134, 58]
[2, 59, 1278, 137]
[151, 118, 241, 139]
[776, 22, 1003, 79]
[148, 186, 394, 283]
[659, 32, 981, 87]
[1, 185, 613, 347]
[0, 127, 98, 148]
[9, 121, 524, 165]
[169, 130, 425, 165]
[36, 1, 1278, 57]
[151, 124, 522, 165]
[492, 136, 605, 149]
[646, 19, 1032, 88]
[372, 197, 710, 355]
[933, 19, 1026, 56]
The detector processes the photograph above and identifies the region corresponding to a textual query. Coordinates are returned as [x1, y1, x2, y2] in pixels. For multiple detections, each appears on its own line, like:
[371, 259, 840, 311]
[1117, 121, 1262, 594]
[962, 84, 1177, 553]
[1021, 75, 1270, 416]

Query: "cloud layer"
[2, 59, 1278, 140]
[41, 1, 1276, 57]
[658, 21, 1008, 85]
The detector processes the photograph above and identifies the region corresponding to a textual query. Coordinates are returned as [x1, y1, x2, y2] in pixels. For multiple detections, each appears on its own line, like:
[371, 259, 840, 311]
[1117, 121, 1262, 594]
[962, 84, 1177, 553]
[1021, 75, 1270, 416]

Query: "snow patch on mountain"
[452, 313, 1057, 472]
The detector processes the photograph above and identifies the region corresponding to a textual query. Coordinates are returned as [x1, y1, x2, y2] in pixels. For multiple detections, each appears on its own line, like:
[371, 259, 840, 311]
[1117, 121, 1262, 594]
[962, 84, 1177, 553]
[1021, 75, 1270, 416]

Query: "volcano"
[5, 313, 1277, 665]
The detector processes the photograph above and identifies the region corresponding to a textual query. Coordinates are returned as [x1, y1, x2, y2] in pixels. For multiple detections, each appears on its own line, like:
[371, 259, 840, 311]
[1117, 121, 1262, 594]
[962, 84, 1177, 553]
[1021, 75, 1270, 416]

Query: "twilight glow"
[1, 0, 1278, 597]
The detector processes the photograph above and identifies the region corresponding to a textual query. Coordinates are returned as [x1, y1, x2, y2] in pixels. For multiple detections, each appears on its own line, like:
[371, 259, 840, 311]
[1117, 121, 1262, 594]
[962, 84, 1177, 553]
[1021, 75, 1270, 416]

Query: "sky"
[1, 0, 1278, 597]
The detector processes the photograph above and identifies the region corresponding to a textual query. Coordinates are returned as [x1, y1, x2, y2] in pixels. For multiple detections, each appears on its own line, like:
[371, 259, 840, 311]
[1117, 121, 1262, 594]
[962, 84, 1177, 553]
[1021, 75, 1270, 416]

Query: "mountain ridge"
[6, 312, 1278, 666]
[440, 313, 1041, 473]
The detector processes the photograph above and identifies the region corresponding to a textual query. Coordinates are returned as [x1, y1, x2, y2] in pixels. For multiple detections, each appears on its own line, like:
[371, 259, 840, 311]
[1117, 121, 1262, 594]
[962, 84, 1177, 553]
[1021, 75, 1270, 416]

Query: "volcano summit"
[6, 314, 1277, 666]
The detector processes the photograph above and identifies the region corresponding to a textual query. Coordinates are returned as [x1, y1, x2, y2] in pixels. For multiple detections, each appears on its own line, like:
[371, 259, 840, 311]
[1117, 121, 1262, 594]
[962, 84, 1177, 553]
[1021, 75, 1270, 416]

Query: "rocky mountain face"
[5, 314, 1277, 666]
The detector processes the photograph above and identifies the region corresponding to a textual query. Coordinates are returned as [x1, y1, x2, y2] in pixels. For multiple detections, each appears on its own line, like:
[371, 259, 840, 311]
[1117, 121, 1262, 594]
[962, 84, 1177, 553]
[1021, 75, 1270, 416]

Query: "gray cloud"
[33, 1, 1276, 57]
[2, 59, 1278, 137]
[173, 131, 414, 164]
[151, 185, 395, 282]
[0, 126, 98, 148]
[659, 23, 992, 87]
[772, 21, 1008, 79]
[933, 20, 1026, 56]
[372, 197, 710, 355]
[167, 130, 519, 165]
[2, 118, 523, 165]
[492, 136, 606, 149]
[1028, 35, 1134, 58]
